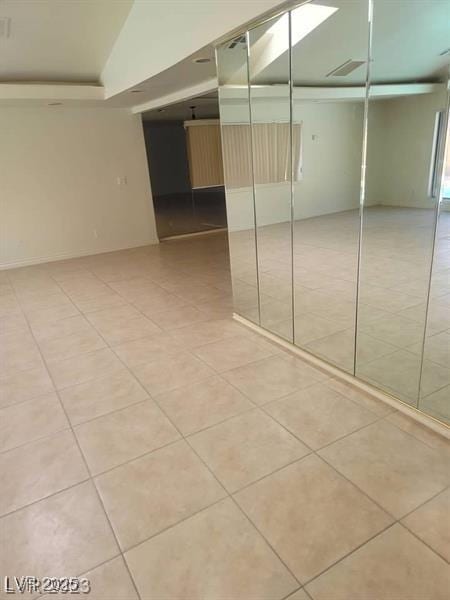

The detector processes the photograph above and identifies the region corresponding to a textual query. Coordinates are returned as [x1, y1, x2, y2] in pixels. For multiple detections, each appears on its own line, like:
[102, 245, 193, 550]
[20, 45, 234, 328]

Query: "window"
[221, 122, 302, 189]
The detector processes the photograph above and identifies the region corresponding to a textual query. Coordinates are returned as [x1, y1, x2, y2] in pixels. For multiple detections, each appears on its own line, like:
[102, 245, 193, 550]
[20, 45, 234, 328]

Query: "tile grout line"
[145, 383, 304, 589]
[82, 284, 307, 585]
[4, 252, 449, 594]
[9, 278, 144, 600]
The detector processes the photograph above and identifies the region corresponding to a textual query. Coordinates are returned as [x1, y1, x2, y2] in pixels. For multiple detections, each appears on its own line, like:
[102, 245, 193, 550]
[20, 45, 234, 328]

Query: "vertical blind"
[221, 122, 302, 189]
[185, 123, 224, 188]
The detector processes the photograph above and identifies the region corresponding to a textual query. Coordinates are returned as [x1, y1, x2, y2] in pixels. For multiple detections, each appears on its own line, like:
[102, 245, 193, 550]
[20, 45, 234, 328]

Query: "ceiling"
[219, 0, 450, 87]
[107, 45, 217, 109]
[0, 0, 447, 111]
[142, 92, 219, 121]
[0, 0, 132, 82]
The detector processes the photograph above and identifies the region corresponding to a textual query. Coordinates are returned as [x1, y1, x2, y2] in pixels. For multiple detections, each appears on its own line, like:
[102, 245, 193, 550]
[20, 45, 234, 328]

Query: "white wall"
[0, 108, 158, 269]
[366, 88, 448, 209]
[102, 0, 284, 97]
[221, 98, 365, 231]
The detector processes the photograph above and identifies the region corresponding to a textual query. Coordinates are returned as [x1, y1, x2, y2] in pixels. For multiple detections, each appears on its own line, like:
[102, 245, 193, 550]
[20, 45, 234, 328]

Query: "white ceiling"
[219, 0, 450, 86]
[142, 92, 219, 121]
[0, 0, 132, 82]
[107, 45, 217, 109]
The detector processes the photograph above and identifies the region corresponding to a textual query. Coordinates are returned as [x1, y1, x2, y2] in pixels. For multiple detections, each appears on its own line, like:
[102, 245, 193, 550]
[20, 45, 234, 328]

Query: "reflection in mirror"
[419, 121, 450, 423]
[290, 0, 369, 372]
[248, 13, 293, 342]
[216, 36, 260, 324]
[356, 0, 450, 404]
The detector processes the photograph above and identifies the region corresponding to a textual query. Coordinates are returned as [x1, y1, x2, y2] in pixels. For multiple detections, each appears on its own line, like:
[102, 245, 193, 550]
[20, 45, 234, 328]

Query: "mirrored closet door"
[216, 0, 450, 427]
[355, 0, 449, 407]
[248, 13, 294, 342]
[216, 34, 260, 325]
[419, 120, 450, 424]
[290, 0, 369, 372]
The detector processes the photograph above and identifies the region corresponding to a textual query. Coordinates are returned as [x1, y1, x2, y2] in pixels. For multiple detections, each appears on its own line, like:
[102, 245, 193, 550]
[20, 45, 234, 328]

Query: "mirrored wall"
[216, 0, 450, 426]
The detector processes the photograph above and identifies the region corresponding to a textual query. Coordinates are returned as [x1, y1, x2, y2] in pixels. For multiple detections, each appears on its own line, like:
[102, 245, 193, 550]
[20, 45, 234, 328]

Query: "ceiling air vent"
[0, 17, 11, 39]
[327, 59, 366, 77]
[227, 35, 246, 50]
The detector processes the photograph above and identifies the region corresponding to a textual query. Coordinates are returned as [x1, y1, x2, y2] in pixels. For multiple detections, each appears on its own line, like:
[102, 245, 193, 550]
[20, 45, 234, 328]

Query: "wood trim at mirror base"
[233, 313, 450, 440]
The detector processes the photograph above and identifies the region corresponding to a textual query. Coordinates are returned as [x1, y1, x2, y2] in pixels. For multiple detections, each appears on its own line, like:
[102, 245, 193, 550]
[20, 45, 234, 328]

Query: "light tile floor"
[229, 207, 450, 420]
[0, 231, 449, 599]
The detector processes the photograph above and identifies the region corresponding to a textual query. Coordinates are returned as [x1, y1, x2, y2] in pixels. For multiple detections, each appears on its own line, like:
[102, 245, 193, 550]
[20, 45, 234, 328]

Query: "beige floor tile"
[294, 312, 348, 345]
[306, 524, 450, 600]
[133, 351, 214, 395]
[419, 386, 450, 424]
[190, 410, 310, 492]
[0, 392, 68, 452]
[30, 314, 93, 342]
[235, 455, 392, 583]
[420, 360, 450, 398]
[193, 335, 278, 373]
[72, 291, 128, 314]
[77, 556, 138, 600]
[136, 292, 189, 316]
[94, 315, 162, 345]
[386, 411, 450, 457]
[0, 430, 88, 515]
[86, 304, 162, 343]
[156, 375, 253, 435]
[75, 400, 180, 474]
[0, 331, 43, 378]
[168, 318, 244, 348]
[149, 305, 210, 330]
[324, 377, 394, 417]
[402, 489, 450, 562]
[20, 292, 72, 312]
[124, 498, 298, 600]
[360, 313, 426, 348]
[285, 590, 310, 600]
[60, 369, 148, 425]
[26, 303, 80, 324]
[266, 382, 378, 450]
[223, 354, 327, 405]
[95, 440, 225, 550]
[86, 303, 141, 325]
[47, 348, 124, 389]
[0, 481, 118, 587]
[356, 349, 422, 403]
[0, 365, 54, 408]
[112, 333, 184, 368]
[0, 312, 29, 335]
[319, 420, 450, 517]
[420, 331, 450, 368]
[38, 329, 106, 362]
[303, 329, 355, 373]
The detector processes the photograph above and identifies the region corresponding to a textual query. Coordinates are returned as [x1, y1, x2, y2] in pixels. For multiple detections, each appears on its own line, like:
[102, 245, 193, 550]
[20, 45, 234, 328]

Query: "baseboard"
[0, 239, 159, 270]
[161, 228, 227, 241]
[233, 313, 450, 440]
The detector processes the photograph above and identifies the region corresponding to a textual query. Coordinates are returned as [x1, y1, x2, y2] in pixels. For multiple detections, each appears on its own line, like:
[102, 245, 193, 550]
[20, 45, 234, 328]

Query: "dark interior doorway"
[142, 95, 227, 239]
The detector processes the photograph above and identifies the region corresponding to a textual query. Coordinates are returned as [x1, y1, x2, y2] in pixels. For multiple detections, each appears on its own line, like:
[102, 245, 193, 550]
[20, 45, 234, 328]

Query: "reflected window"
[221, 122, 302, 188]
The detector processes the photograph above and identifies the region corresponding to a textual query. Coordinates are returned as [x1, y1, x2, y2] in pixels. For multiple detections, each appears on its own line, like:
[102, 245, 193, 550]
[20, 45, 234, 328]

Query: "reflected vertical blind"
[221, 122, 302, 188]
[185, 121, 224, 188]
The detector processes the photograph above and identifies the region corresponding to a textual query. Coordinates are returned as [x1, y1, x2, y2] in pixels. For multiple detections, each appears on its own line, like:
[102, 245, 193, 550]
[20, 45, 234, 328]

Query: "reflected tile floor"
[0, 231, 449, 599]
[229, 207, 450, 411]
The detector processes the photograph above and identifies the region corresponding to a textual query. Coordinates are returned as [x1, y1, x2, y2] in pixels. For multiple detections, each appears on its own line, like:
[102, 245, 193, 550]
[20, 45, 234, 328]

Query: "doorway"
[142, 94, 227, 239]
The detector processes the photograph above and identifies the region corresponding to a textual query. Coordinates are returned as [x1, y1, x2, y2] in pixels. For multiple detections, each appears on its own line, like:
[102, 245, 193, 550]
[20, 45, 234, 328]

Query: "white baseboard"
[0, 239, 159, 270]
[234, 313, 450, 440]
